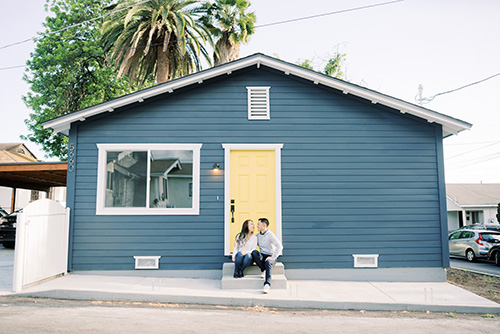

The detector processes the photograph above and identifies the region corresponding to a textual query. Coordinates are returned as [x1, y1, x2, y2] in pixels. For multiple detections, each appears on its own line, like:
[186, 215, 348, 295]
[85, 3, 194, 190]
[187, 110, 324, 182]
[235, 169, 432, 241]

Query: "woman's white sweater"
[232, 234, 257, 260]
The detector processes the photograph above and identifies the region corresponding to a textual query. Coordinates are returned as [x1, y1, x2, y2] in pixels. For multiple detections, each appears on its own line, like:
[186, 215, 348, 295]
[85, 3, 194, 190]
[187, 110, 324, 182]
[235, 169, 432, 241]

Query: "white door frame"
[222, 144, 283, 255]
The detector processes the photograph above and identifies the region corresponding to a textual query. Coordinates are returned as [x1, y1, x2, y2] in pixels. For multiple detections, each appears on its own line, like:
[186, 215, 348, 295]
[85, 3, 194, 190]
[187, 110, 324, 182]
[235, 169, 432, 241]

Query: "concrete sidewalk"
[3, 272, 500, 314]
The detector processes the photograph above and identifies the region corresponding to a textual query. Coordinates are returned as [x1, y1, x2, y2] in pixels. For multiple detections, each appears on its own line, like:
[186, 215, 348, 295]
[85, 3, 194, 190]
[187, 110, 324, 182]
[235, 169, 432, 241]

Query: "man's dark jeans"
[251, 250, 275, 286]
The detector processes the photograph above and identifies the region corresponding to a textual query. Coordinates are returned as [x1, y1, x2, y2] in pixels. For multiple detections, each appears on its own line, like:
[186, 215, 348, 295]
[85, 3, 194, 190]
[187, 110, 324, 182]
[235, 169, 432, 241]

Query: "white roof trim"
[43, 53, 471, 137]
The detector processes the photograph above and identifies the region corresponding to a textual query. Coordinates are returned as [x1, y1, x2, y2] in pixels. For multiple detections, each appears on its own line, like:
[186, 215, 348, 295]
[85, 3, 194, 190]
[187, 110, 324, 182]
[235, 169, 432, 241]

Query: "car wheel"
[466, 249, 476, 262]
[495, 252, 500, 267]
[2, 242, 15, 249]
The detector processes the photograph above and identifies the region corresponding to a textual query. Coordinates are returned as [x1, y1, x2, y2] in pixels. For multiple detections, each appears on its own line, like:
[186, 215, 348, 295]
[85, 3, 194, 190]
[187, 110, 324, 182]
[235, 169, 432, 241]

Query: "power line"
[0, 0, 405, 71]
[0, 0, 152, 51]
[254, 0, 405, 29]
[445, 141, 500, 160]
[446, 140, 500, 146]
[416, 72, 500, 104]
[0, 64, 26, 71]
[447, 152, 500, 171]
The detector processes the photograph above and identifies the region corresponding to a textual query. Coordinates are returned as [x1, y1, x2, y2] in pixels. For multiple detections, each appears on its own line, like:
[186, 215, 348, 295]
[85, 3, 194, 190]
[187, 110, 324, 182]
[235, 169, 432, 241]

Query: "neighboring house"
[0, 143, 66, 212]
[446, 183, 500, 231]
[0, 143, 38, 163]
[0, 143, 40, 211]
[43, 54, 471, 281]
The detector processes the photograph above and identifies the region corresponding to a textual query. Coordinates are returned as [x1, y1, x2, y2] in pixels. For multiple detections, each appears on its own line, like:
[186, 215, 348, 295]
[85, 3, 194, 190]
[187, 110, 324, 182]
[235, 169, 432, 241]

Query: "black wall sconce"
[212, 163, 220, 172]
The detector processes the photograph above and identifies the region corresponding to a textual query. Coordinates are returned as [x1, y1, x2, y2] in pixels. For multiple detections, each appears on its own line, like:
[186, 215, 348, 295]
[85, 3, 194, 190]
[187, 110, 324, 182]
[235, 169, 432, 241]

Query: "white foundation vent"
[134, 256, 161, 269]
[353, 254, 379, 268]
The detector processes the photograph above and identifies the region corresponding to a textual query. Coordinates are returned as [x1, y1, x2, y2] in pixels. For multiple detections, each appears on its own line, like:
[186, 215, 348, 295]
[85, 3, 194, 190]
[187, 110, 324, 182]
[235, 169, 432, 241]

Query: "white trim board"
[95, 143, 202, 215]
[43, 53, 471, 138]
[222, 143, 283, 255]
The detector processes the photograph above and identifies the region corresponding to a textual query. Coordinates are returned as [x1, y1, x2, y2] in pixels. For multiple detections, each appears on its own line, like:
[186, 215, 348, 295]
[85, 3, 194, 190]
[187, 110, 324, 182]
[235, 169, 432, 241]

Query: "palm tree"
[200, 0, 256, 66]
[101, 0, 213, 85]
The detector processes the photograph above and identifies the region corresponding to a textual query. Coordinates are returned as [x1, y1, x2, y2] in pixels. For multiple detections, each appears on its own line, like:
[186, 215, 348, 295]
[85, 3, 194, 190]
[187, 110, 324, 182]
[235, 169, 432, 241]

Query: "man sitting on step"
[251, 218, 283, 294]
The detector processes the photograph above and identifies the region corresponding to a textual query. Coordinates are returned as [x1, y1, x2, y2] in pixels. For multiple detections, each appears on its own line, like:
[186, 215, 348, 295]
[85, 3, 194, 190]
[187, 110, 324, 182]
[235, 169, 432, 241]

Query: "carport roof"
[0, 162, 67, 192]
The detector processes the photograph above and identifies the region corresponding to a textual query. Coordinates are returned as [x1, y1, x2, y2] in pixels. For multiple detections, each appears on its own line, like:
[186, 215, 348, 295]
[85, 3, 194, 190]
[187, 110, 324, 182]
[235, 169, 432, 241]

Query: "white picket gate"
[12, 199, 69, 292]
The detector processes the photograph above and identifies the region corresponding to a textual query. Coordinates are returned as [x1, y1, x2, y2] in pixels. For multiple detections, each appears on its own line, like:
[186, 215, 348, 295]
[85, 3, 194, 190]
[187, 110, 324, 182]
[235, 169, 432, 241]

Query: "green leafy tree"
[200, 0, 256, 66]
[297, 52, 346, 80]
[323, 52, 346, 79]
[296, 59, 314, 70]
[101, 0, 213, 85]
[23, 0, 133, 160]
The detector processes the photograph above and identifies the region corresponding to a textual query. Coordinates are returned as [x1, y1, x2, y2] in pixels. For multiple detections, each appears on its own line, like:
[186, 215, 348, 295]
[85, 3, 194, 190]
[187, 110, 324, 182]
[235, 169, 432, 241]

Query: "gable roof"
[0, 143, 38, 163]
[446, 184, 500, 207]
[43, 53, 471, 137]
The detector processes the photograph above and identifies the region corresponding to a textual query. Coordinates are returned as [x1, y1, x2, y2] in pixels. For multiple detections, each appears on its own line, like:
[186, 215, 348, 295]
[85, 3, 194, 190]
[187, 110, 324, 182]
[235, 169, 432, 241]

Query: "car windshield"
[481, 233, 500, 243]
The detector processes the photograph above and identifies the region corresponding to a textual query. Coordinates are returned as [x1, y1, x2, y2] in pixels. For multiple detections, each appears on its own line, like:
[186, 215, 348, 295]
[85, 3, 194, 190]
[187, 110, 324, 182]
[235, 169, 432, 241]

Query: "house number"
[68, 143, 75, 173]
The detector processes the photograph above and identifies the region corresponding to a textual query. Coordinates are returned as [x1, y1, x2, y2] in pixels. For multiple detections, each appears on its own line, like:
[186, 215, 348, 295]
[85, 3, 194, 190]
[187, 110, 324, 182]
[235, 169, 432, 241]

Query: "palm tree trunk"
[156, 46, 170, 83]
[214, 33, 240, 66]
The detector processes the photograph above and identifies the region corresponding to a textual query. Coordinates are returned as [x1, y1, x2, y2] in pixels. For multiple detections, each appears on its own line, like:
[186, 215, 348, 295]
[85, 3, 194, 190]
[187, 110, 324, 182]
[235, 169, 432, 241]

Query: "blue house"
[43, 54, 471, 281]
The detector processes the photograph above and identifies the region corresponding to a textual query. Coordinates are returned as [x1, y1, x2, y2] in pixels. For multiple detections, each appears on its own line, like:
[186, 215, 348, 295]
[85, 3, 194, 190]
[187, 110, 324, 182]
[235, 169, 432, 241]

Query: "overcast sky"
[1, 0, 499, 183]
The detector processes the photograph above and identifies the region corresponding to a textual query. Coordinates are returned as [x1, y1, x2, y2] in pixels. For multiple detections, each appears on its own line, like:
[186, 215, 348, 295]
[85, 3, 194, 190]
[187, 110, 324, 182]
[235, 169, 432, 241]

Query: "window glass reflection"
[105, 151, 147, 207]
[149, 150, 193, 209]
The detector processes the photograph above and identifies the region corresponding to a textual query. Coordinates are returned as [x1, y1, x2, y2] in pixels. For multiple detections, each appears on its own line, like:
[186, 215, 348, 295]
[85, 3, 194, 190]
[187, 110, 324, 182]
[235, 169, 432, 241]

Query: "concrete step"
[222, 262, 285, 276]
[221, 262, 287, 290]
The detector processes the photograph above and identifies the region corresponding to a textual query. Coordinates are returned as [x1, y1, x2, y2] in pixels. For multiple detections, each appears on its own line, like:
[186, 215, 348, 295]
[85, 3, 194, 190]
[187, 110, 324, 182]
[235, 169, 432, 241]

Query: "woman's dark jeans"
[234, 252, 253, 275]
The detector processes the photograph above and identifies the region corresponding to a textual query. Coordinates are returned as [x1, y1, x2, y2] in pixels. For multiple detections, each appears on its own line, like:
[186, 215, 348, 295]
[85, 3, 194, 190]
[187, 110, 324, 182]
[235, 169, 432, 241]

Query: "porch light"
[213, 163, 220, 172]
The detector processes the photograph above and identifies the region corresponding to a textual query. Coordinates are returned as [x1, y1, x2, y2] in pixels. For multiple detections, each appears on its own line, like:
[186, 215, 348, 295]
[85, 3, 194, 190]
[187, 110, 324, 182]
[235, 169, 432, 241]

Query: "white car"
[448, 229, 500, 262]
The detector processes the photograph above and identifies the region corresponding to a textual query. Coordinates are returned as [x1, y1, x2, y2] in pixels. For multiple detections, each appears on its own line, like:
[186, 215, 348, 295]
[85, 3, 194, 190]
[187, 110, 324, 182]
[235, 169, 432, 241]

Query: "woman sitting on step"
[232, 219, 257, 278]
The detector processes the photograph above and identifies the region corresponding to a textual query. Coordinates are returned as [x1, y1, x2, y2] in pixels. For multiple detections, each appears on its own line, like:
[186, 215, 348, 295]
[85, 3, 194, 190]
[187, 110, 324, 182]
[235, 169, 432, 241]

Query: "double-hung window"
[96, 143, 201, 215]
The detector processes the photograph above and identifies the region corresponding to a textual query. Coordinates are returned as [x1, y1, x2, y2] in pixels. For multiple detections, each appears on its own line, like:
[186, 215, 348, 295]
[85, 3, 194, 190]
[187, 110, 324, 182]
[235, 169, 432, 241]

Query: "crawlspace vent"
[352, 254, 379, 268]
[134, 256, 161, 270]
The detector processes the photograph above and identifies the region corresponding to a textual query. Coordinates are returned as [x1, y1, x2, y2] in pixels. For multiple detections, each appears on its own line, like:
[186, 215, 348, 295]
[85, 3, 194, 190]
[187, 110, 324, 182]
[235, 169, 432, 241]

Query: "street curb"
[11, 289, 500, 315]
[450, 266, 500, 279]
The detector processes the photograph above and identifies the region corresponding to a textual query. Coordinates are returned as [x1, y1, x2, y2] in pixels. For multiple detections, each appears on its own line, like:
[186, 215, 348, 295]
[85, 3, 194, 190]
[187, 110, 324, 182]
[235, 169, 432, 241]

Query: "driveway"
[0, 245, 14, 294]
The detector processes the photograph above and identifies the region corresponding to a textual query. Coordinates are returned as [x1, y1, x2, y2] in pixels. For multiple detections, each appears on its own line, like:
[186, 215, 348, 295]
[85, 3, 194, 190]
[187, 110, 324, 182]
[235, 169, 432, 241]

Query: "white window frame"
[247, 86, 270, 120]
[96, 143, 202, 215]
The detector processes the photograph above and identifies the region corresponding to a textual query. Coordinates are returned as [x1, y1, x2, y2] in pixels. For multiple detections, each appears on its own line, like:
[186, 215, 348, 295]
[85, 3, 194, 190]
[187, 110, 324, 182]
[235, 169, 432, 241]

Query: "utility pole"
[417, 84, 423, 106]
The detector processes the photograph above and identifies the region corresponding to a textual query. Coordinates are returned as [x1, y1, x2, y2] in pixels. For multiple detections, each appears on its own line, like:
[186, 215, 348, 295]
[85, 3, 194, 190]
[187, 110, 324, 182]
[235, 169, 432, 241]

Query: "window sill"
[96, 208, 199, 215]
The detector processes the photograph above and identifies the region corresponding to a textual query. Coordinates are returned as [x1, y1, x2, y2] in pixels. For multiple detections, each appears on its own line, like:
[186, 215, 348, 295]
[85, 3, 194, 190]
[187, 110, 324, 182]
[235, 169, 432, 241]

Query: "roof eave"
[42, 54, 472, 137]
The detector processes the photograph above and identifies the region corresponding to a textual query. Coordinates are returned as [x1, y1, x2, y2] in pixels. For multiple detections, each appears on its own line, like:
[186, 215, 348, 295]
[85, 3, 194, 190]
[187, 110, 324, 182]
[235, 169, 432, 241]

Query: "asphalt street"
[450, 258, 500, 277]
[0, 297, 499, 334]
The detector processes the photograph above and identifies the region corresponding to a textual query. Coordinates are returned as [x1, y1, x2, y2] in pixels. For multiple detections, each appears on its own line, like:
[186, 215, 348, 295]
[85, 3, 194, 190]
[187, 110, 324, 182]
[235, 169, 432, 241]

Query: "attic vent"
[247, 86, 270, 120]
[353, 254, 379, 268]
[134, 256, 161, 269]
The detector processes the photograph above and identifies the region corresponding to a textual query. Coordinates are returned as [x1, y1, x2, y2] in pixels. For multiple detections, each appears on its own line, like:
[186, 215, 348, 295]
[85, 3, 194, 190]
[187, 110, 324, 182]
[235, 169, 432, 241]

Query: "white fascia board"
[43, 57, 262, 134]
[50, 124, 69, 136]
[446, 195, 463, 209]
[43, 54, 471, 137]
[257, 57, 472, 137]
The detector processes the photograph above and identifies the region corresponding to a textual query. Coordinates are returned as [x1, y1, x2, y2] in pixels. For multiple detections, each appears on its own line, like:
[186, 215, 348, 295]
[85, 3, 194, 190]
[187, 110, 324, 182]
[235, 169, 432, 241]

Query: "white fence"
[12, 199, 69, 292]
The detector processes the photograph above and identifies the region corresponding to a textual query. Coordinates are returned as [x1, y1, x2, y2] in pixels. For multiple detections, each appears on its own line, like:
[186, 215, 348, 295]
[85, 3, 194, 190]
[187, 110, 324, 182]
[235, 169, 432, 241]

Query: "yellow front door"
[229, 150, 276, 253]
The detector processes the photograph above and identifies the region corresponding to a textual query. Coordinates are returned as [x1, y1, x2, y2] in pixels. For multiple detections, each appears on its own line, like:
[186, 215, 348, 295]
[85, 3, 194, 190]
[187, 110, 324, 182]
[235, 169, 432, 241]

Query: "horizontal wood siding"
[69, 67, 443, 270]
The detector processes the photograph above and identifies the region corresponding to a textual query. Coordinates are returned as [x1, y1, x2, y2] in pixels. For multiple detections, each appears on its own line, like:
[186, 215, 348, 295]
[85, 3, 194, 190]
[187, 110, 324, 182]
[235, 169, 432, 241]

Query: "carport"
[0, 162, 67, 211]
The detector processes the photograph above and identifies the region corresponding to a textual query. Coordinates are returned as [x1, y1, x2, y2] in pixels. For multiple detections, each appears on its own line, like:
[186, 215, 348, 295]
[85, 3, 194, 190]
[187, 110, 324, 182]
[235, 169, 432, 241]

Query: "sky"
[0, 0, 499, 184]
